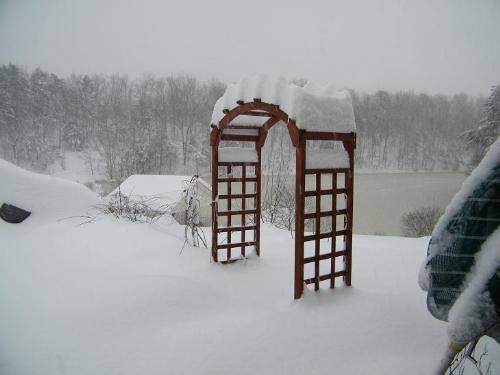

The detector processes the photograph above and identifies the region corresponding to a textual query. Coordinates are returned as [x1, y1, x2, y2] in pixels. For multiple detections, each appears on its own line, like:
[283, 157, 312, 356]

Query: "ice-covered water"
[354, 172, 466, 236]
[212, 172, 466, 236]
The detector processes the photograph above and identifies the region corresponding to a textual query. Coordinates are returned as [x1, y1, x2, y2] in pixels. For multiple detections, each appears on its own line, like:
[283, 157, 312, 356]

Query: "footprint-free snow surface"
[0, 159, 450, 375]
[0, 214, 448, 375]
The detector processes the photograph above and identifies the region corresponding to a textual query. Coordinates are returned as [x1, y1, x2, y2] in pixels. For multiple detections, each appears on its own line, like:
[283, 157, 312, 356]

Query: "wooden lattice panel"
[212, 161, 261, 262]
[302, 168, 353, 290]
[210, 100, 355, 299]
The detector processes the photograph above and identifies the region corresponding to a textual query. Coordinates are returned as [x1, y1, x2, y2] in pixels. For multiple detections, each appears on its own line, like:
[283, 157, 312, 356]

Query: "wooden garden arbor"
[210, 79, 356, 299]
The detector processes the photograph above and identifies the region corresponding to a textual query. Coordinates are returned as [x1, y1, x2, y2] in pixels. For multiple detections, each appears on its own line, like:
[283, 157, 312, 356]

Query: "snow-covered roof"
[109, 175, 210, 211]
[211, 76, 356, 133]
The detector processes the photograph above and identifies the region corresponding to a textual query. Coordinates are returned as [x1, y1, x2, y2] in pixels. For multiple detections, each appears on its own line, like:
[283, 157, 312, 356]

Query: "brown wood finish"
[255, 146, 262, 256]
[211, 141, 219, 262]
[227, 165, 232, 260]
[343, 140, 355, 286]
[331, 172, 338, 288]
[211, 100, 355, 299]
[294, 131, 306, 299]
[314, 173, 321, 290]
[303, 131, 356, 142]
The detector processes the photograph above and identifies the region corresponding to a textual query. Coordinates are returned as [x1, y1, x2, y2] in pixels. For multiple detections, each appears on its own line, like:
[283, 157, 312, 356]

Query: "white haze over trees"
[1, 1, 499, 187]
[0, 64, 493, 188]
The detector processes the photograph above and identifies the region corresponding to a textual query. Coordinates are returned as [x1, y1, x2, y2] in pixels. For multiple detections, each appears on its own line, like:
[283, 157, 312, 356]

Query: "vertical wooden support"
[241, 165, 246, 257]
[294, 131, 306, 299]
[330, 172, 337, 288]
[314, 173, 321, 291]
[255, 146, 262, 256]
[344, 140, 355, 286]
[211, 139, 219, 262]
[227, 165, 232, 261]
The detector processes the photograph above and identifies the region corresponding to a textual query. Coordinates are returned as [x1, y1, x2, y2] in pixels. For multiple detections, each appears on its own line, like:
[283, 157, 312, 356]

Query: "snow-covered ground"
[1, 181, 452, 375]
[4, 158, 498, 375]
[2, 157, 499, 374]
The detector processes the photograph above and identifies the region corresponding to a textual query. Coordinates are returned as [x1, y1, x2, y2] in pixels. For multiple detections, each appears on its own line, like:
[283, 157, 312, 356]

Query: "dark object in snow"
[0, 203, 31, 223]
[421, 140, 500, 373]
[426, 162, 500, 321]
[220, 258, 243, 265]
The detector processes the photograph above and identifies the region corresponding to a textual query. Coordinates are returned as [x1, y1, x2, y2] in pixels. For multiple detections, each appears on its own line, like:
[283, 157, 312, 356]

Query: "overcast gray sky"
[1, 0, 499, 95]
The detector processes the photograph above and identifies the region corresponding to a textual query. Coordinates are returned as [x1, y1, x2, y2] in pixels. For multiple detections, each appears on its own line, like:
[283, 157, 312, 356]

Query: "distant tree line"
[0, 64, 224, 179]
[351, 90, 487, 170]
[0, 64, 495, 182]
[461, 85, 500, 168]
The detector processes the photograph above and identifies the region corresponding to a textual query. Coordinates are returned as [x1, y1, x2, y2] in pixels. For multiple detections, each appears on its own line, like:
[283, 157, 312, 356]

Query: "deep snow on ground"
[0, 212, 449, 375]
[3, 157, 484, 374]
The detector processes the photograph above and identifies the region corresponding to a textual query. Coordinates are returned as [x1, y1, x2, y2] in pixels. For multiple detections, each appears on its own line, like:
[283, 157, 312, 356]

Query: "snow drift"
[0, 159, 100, 224]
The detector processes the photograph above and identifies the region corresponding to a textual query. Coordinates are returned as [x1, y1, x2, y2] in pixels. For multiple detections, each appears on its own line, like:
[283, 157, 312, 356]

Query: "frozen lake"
[210, 172, 467, 236]
[353, 172, 466, 235]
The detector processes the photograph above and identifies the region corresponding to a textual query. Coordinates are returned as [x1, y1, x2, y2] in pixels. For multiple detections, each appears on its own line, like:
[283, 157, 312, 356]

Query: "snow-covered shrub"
[262, 177, 317, 233]
[262, 183, 295, 231]
[182, 175, 207, 248]
[401, 206, 442, 237]
[99, 188, 169, 222]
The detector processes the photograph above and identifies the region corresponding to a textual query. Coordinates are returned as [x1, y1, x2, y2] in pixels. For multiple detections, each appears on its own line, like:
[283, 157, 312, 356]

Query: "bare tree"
[401, 206, 443, 237]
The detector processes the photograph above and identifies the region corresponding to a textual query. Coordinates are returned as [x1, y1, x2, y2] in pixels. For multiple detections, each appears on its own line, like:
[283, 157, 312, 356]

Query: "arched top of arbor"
[210, 76, 356, 142]
[209, 76, 357, 299]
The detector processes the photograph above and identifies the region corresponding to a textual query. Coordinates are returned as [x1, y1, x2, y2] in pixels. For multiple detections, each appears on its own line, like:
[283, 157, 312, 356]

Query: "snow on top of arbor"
[0, 158, 100, 223]
[110, 174, 211, 210]
[306, 148, 350, 169]
[211, 75, 356, 133]
[218, 147, 258, 163]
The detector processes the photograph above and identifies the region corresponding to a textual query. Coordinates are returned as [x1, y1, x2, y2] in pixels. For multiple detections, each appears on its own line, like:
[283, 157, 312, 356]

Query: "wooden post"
[343, 140, 354, 286]
[211, 143, 219, 262]
[315, 173, 321, 291]
[241, 165, 246, 257]
[227, 165, 232, 261]
[255, 146, 262, 256]
[294, 130, 306, 299]
[330, 172, 337, 288]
